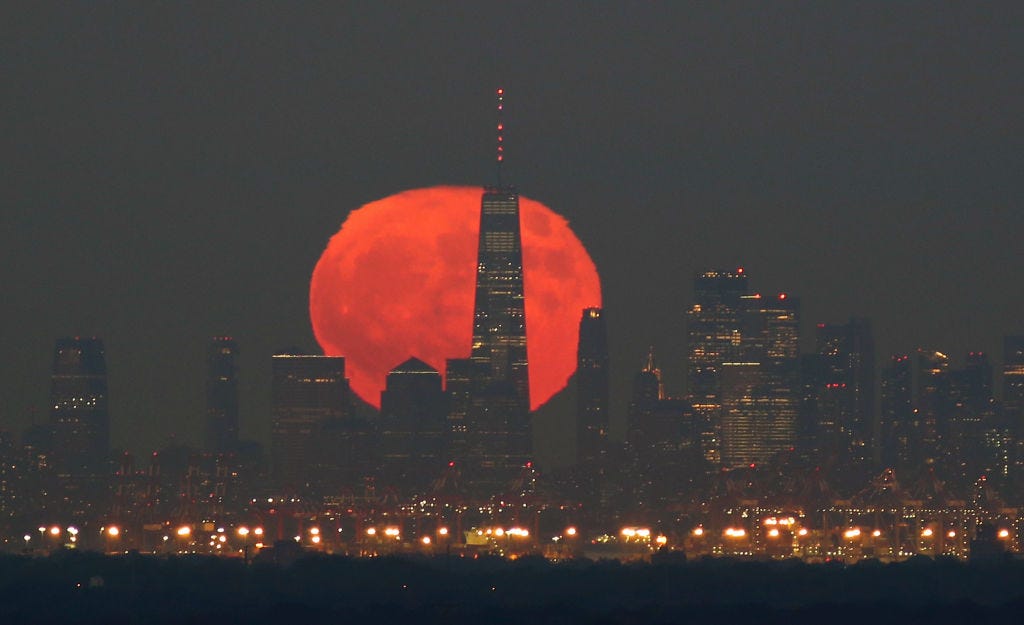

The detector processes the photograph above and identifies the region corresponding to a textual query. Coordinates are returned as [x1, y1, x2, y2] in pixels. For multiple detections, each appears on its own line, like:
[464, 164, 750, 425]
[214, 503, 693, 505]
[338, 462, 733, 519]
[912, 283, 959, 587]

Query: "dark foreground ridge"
[3, 552, 1024, 624]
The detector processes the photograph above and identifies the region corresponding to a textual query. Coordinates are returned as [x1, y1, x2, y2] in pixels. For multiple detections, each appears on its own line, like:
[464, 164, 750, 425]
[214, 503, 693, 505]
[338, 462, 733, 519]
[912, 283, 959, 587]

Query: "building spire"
[495, 87, 505, 186]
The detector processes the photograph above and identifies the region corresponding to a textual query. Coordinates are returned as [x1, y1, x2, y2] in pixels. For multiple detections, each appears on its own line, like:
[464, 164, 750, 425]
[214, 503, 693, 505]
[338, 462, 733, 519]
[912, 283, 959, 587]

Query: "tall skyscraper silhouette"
[463, 88, 531, 492]
[270, 352, 351, 487]
[880, 354, 914, 469]
[50, 337, 109, 472]
[380, 357, 447, 494]
[814, 318, 876, 467]
[577, 307, 610, 465]
[205, 337, 239, 454]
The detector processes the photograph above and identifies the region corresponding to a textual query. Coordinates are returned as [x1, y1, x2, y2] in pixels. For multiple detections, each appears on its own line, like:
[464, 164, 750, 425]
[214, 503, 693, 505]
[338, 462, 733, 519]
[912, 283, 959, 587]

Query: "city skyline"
[4, 3, 1024, 456]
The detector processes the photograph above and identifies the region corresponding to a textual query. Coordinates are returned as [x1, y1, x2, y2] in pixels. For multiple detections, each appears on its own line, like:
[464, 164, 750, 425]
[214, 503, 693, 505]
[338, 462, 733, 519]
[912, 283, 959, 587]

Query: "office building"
[205, 337, 239, 454]
[576, 307, 609, 465]
[686, 269, 749, 466]
[270, 352, 352, 488]
[50, 337, 109, 472]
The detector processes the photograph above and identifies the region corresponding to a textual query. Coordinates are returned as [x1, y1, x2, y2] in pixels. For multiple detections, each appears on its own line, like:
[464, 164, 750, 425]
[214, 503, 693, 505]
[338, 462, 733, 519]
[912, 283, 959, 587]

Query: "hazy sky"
[3, 2, 1023, 459]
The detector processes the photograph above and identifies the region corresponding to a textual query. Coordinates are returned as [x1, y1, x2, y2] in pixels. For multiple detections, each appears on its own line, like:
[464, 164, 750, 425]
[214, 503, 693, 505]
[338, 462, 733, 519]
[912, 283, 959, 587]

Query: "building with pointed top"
[380, 357, 448, 494]
[462, 89, 532, 494]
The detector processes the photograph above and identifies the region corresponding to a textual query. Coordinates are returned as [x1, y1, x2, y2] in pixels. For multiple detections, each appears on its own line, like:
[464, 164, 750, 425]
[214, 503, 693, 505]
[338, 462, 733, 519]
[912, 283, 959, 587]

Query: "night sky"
[3, 3, 1023, 463]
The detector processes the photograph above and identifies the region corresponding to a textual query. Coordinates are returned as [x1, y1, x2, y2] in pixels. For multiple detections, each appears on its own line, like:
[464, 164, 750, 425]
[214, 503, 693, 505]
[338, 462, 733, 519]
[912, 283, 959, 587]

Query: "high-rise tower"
[470, 88, 529, 409]
[270, 352, 352, 487]
[205, 337, 239, 454]
[50, 337, 109, 472]
[464, 88, 531, 492]
[686, 269, 749, 466]
[577, 307, 610, 465]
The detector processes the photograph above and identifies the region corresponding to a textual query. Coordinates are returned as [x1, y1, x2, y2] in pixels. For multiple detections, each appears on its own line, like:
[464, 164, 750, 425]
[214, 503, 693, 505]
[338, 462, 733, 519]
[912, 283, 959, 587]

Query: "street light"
[237, 526, 251, 563]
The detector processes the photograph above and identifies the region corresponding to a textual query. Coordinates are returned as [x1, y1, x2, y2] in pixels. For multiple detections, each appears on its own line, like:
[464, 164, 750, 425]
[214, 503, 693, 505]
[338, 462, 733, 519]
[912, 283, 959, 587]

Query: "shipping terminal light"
[724, 528, 746, 538]
[177, 526, 191, 537]
[692, 527, 704, 537]
[844, 528, 861, 539]
[998, 529, 1010, 538]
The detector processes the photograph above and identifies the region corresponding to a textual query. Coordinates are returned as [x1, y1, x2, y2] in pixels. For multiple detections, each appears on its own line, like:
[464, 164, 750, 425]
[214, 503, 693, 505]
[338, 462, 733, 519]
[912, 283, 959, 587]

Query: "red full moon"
[309, 186, 602, 411]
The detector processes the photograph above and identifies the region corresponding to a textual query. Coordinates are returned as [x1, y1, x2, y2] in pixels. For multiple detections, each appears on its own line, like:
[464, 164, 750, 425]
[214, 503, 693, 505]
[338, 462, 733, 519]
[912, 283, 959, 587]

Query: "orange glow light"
[310, 186, 602, 410]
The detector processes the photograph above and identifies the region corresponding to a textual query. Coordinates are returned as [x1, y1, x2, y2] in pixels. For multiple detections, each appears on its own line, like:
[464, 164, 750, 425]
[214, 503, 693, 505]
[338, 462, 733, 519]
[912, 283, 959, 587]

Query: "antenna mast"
[496, 87, 505, 187]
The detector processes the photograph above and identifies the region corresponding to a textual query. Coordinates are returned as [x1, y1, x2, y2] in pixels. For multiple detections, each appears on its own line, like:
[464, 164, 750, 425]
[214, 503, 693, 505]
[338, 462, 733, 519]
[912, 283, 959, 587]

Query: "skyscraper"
[915, 348, 951, 463]
[463, 89, 531, 492]
[576, 307, 609, 465]
[270, 352, 352, 487]
[1004, 337, 1024, 481]
[50, 337, 109, 472]
[379, 357, 447, 494]
[814, 318, 876, 466]
[880, 354, 914, 469]
[686, 269, 749, 466]
[470, 185, 530, 409]
[719, 294, 799, 467]
[205, 337, 239, 454]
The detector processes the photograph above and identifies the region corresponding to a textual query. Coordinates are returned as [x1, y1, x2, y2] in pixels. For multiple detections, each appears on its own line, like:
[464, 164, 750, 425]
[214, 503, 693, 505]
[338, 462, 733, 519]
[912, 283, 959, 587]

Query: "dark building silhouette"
[576, 307, 609, 465]
[626, 348, 698, 502]
[270, 352, 352, 488]
[50, 337, 109, 473]
[813, 318, 876, 468]
[627, 347, 665, 452]
[880, 354, 915, 469]
[946, 352, 996, 488]
[686, 269, 749, 466]
[379, 357, 447, 494]
[462, 92, 532, 492]
[444, 358, 477, 464]
[205, 337, 239, 454]
[915, 348, 951, 464]
[1004, 336, 1024, 481]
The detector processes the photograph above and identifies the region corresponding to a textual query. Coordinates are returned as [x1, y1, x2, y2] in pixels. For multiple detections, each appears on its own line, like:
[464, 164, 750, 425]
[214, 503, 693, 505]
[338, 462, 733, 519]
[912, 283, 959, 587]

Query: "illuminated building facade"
[458, 91, 533, 493]
[686, 269, 749, 466]
[379, 357, 447, 494]
[470, 186, 530, 410]
[270, 352, 352, 488]
[465, 185, 532, 491]
[50, 337, 109, 472]
[205, 337, 239, 454]
[577, 307, 609, 465]
[718, 294, 799, 467]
